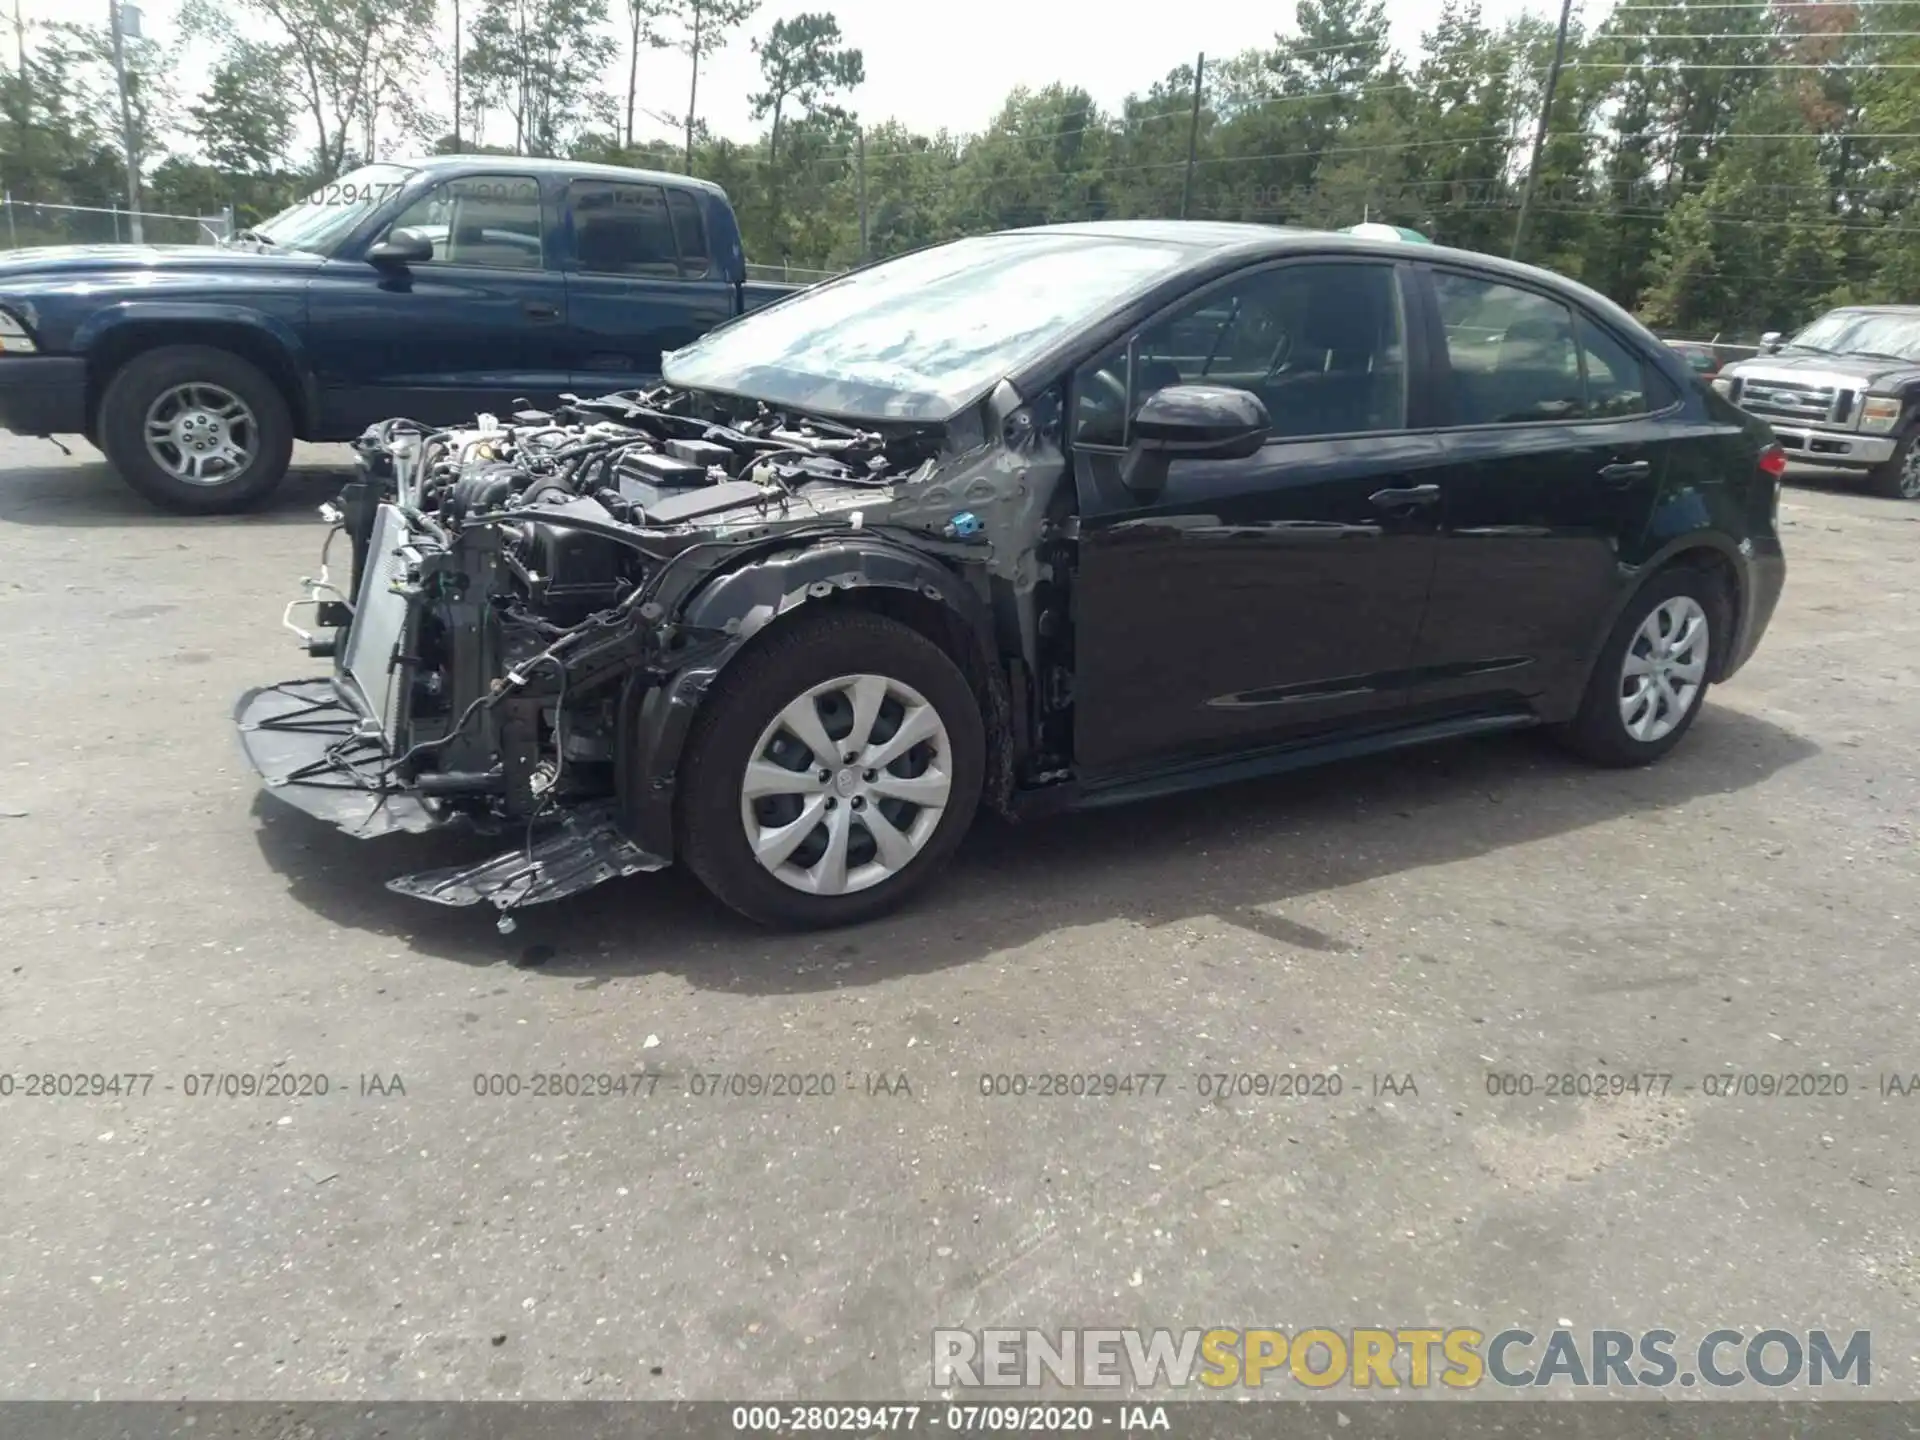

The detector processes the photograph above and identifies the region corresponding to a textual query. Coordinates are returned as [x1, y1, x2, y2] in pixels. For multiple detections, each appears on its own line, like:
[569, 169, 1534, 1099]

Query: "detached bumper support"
[234, 679, 440, 837]
[385, 802, 667, 912]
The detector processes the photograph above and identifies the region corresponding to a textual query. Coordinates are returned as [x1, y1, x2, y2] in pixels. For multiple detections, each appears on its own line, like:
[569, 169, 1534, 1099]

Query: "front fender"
[616, 537, 994, 861]
[73, 302, 318, 425]
[71, 300, 308, 364]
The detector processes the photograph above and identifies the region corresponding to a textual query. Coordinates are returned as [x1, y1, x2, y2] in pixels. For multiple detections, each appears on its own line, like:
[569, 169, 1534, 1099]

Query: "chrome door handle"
[1598, 460, 1651, 484]
[1369, 483, 1441, 509]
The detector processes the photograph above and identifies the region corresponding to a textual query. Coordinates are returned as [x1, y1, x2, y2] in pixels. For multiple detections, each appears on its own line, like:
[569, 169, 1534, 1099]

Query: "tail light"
[1758, 441, 1786, 524]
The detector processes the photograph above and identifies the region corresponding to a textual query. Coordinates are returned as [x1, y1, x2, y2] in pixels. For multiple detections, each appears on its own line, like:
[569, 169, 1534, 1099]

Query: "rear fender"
[616, 538, 996, 860]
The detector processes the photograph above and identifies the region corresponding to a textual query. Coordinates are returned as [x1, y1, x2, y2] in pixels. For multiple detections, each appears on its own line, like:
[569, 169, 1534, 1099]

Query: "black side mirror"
[1121, 384, 1271, 494]
[368, 227, 434, 266]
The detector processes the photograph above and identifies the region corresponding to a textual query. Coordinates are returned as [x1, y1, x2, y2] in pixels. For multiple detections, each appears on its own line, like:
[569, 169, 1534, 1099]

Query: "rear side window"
[570, 181, 680, 278]
[1433, 272, 1582, 425]
[666, 191, 712, 278]
[1578, 314, 1653, 417]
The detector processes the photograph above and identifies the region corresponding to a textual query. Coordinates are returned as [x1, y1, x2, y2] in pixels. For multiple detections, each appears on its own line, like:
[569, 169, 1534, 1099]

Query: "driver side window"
[1070, 261, 1407, 446]
[384, 174, 545, 270]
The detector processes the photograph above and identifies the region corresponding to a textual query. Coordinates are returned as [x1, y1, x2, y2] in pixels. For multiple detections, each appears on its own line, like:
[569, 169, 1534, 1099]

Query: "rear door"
[307, 171, 572, 432]
[1405, 266, 1672, 716]
[1070, 257, 1449, 780]
[560, 179, 738, 389]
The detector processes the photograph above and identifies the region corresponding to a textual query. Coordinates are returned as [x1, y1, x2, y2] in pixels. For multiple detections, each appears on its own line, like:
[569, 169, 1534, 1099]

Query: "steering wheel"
[1088, 363, 1129, 412]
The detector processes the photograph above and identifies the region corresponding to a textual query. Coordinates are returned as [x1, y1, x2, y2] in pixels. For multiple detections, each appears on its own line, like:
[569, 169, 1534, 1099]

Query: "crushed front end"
[235, 388, 946, 918]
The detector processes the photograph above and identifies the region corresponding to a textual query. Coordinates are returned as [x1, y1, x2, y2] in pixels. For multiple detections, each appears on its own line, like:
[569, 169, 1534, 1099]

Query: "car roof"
[1016, 219, 1604, 292]
[397, 153, 727, 198]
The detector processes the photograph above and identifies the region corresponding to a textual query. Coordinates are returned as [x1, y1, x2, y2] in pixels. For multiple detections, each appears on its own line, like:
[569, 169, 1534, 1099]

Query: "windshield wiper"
[1846, 349, 1917, 364]
[1783, 340, 1840, 356]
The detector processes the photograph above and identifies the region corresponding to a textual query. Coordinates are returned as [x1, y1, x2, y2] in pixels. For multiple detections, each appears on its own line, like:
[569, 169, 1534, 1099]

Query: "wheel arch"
[1586, 533, 1745, 692]
[617, 539, 1013, 863]
[81, 308, 317, 438]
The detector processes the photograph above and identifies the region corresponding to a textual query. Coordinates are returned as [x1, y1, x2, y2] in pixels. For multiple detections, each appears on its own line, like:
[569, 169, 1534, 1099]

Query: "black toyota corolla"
[236, 222, 1786, 929]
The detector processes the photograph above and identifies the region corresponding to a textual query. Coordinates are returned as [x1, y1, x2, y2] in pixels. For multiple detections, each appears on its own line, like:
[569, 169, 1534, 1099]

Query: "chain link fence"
[744, 260, 842, 284]
[1, 198, 233, 250]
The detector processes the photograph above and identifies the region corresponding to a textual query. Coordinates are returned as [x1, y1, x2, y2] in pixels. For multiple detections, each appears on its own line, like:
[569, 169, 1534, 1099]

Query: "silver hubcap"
[1619, 596, 1709, 743]
[1898, 446, 1920, 499]
[740, 672, 954, 896]
[143, 382, 257, 486]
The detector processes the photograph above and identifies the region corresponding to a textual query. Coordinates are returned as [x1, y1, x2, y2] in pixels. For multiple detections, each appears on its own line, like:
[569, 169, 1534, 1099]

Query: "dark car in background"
[0, 157, 799, 512]
[1715, 304, 1920, 499]
[235, 223, 1787, 929]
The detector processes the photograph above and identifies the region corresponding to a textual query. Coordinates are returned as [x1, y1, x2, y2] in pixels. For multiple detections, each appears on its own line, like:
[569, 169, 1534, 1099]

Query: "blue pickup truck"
[0, 156, 801, 511]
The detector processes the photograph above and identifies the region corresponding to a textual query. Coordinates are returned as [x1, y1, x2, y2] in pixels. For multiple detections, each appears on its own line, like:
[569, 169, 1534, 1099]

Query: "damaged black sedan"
[236, 222, 1786, 929]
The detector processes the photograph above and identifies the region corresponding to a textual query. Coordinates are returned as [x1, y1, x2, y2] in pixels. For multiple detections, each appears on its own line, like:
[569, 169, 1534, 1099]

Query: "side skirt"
[1017, 710, 1539, 818]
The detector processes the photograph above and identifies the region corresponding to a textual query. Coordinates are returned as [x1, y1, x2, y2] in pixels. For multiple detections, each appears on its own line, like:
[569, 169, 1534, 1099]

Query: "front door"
[1070, 258, 1448, 780]
[560, 178, 737, 390]
[307, 172, 572, 434]
[1407, 267, 1671, 716]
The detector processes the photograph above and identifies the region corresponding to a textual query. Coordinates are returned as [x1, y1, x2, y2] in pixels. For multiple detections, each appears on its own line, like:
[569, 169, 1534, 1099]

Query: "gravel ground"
[0, 437, 1916, 1402]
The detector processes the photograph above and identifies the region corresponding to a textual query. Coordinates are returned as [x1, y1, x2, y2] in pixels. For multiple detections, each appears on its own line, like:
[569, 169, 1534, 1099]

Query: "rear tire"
[98, 345, 294, 514]
[1557, 567, 1721, 768]
[1868, 425, 1920, 500]
[677, 610, 985, 929]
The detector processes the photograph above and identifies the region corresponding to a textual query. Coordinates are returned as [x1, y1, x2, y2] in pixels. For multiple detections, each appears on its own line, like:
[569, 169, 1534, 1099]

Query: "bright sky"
[19, 0, 1552, 152]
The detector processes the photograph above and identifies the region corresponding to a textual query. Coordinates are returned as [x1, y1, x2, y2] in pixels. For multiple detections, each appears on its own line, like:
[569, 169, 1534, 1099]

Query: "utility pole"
[856, 125, 868, 262]
[9, 0, 25, 80]
[107, 0, 143, 243]
[683, 0, 702, 174]
[1511, 0, 1573, 262]
[452, 0, 462, 150]
[1179, 52, 1205, 220]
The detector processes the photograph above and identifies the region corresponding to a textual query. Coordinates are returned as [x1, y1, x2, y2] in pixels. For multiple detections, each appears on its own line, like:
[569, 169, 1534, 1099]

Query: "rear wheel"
[1869, 427, 1920, 500]
[97, 345, 293, 514]
[1557, 568, 1719, 767]
[677, 610, 986, 928]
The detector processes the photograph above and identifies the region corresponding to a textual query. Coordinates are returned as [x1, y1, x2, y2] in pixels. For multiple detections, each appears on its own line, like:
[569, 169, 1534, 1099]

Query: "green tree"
[181, 0, 437, 178]
[664, 0, 757, 172]
[621, 0, 670, 149]
[1642, 84, 1844, 335]
[749, 12, 862, 168]
[189, 44, 296, 175]
[466, 0, 617, 156]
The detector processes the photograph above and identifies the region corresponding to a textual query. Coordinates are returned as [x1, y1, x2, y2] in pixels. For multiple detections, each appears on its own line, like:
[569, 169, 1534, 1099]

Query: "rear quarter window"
[666, 191, 712, 279]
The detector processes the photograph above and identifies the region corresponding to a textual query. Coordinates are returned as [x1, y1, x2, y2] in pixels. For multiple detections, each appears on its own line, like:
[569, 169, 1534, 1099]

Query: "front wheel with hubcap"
[97, 345, 294, 514]
[1869, 427, 1920, 500]
[678, 611, 985, 928]
[1558, 569, 1719, 767]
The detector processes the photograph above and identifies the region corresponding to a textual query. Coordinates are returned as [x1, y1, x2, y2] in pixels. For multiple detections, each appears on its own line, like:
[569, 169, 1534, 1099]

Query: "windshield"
[250, 163, 419, 255]
[662, 232, 1199, 422]
[1787, 309, 1920, 362]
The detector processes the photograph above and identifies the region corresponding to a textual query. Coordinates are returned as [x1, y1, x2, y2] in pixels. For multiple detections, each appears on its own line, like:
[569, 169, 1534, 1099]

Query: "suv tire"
[98, 345, 294, 514]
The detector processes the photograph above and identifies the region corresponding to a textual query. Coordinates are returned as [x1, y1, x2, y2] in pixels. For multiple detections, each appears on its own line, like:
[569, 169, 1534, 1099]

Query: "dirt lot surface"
[0, 438, 1916, 1401]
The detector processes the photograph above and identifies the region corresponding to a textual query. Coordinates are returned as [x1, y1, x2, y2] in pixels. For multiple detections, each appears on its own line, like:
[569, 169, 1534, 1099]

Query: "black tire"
[1867, 425, 1920, 500]
[1556, 567, 1724, 768]
[677, 610, 986, 929]
[97, 345, 294, 514]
